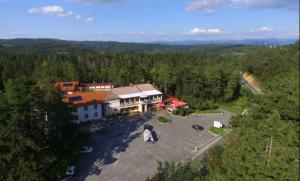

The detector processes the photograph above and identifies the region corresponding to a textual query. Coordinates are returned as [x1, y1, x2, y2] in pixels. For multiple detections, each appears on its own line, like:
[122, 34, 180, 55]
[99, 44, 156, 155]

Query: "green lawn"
[195, 109, 222, 114]
[219, 96, 248, 113]
[209, 126, 225, 134]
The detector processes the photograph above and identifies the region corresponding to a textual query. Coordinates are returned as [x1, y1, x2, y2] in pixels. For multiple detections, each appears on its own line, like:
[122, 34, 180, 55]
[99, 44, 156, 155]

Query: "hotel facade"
[57, 82, 163, 123]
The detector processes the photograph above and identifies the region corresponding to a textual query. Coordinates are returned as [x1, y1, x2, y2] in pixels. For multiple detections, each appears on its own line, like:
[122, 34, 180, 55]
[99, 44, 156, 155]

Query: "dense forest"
[0, 39, 299, 180]
[146, 42, 299, 181]
[0, 39, 253, 109]
[0, 38, 238, 54]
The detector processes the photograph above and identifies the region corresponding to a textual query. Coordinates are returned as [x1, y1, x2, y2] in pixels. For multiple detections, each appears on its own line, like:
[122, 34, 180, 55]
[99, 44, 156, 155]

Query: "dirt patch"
[243, 72, 261, 89]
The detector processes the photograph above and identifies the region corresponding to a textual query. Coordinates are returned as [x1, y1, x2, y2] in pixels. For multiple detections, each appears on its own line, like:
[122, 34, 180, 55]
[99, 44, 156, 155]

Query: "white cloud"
[10, 32, 26, 36]
[231, 0, 298, 11]
[29, 5, 94, 23]
[85, 17, 94, 23]
[190, 28, 207, 34]
[187, 0, 299, 12]
[155, 33, 167, 36]
[186, 0, 224, 12]
[208, 28, 222, 33]
[185, 27, 224, 35]
[29, 6, 65, 14]
[58, 11, 74, 17]
[250, 26, 273, 33]
[64, 0, 123, 4]
[129, 32, 145, 36]
[75, 15, 81, 20]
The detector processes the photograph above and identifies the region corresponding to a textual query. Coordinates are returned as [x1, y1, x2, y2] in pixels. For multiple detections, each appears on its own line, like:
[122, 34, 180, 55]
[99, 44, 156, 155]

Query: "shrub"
[158, 116, 170, 123]
[172, 107, 190, 116]
[209, 126, 225, 134]
[172, 109, 179, 115]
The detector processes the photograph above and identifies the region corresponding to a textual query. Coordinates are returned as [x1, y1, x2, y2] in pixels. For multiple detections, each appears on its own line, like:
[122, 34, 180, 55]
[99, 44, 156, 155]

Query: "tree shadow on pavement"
[72, 112, 156, 180]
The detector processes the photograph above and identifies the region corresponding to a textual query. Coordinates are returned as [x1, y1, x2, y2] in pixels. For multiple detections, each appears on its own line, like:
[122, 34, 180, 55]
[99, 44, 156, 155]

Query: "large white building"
[110, 84, 163, 113]
[63, 91, 109, 123]
[61, 83, 163, 123]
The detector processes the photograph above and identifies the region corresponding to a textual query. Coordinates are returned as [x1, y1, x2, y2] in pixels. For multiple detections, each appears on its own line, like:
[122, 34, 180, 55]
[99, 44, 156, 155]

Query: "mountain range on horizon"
[149, 38, 298, 46]
[0, 37, 298, 46]
[0, 38, 298, 54]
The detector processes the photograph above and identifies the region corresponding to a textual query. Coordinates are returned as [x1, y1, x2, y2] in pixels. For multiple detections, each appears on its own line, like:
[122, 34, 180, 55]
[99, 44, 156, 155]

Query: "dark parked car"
[144, 124, 153, 131]
[192, 125, 204, 131]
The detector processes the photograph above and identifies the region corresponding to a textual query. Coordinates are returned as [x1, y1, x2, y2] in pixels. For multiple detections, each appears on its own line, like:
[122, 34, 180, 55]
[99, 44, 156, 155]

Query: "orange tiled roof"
[63, 91, 109, 106]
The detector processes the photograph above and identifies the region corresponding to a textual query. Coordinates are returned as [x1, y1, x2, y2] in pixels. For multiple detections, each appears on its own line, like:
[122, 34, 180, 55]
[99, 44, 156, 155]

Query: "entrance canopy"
[156, 102, 166, 109]
[163, 95, 188, 109]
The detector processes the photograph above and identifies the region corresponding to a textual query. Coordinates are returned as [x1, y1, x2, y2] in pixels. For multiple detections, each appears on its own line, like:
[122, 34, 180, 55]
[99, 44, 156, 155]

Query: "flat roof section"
[112, 83, 162, 99]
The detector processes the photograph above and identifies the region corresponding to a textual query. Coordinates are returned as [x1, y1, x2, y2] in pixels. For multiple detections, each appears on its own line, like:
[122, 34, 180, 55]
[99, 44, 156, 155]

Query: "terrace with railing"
[120, 95, 162, 107]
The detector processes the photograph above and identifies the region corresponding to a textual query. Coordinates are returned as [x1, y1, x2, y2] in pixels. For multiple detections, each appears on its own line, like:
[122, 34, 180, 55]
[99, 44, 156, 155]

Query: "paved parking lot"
[72, 110, 232, 181]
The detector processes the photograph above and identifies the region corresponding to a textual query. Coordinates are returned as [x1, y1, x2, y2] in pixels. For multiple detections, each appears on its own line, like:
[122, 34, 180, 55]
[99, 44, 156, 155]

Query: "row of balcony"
[120, 98, 162, 107]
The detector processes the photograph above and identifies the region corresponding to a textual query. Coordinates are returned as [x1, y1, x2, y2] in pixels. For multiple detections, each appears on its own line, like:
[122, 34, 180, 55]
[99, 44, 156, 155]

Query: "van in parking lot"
[143, 129, 154, 143]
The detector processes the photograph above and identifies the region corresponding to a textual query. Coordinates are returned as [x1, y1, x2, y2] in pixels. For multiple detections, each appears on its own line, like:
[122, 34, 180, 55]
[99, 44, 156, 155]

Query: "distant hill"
[0, 38, 194, 53]
[0, 38, 236, 54]
[0, 38, 296, 54]
[151, 38, 298, 46]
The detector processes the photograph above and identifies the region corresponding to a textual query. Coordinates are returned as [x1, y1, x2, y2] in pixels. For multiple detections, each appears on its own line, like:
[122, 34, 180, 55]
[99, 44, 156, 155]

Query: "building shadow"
[72, 112, 156, 180]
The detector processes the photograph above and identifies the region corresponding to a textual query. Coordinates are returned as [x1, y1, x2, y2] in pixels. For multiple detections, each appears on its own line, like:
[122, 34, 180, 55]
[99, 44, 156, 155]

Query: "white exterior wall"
[105, 100, 120, 116]
[72, 103, 102, 124]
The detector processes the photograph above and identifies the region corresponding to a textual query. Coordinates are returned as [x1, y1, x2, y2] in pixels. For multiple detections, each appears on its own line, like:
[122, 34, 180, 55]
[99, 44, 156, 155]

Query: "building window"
[85, 114, 89, 119]
[94, 112, 98, 117]
[94, 104, 98, 109]
[84, 106, 88, 111]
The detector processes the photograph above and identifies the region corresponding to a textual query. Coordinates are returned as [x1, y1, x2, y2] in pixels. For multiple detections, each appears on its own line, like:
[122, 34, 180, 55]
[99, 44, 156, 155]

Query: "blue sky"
[0, 0, 299, 42]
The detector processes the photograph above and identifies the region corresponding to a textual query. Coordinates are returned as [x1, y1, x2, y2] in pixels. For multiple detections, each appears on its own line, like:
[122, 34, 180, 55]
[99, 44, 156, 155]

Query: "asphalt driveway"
[71, 110, 232, 181]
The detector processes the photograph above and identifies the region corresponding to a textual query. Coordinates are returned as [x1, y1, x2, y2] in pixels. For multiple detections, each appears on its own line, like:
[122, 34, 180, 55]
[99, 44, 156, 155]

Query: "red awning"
[163, 95, 179, 103]
[156, 102, 166, 108]
[163, 95, 188, 108]
[169, 100, 188, 108]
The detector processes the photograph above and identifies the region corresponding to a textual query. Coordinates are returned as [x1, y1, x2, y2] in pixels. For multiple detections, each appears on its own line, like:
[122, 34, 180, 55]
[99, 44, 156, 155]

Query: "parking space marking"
[74, 111, 233, 181]
[184, 142, 198, 148]
[184, 139, 201, 145]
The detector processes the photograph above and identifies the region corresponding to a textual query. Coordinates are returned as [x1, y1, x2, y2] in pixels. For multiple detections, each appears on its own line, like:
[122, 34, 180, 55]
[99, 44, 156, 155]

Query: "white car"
[213, 121, 223, 128]
[66, 166, 76, 176]
[80, 146, 93, 153]
[143, 129, 154, 143]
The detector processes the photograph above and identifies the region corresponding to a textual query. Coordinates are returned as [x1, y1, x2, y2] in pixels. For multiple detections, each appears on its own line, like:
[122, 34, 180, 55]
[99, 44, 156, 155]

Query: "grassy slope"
[219, 96, 248, 113]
